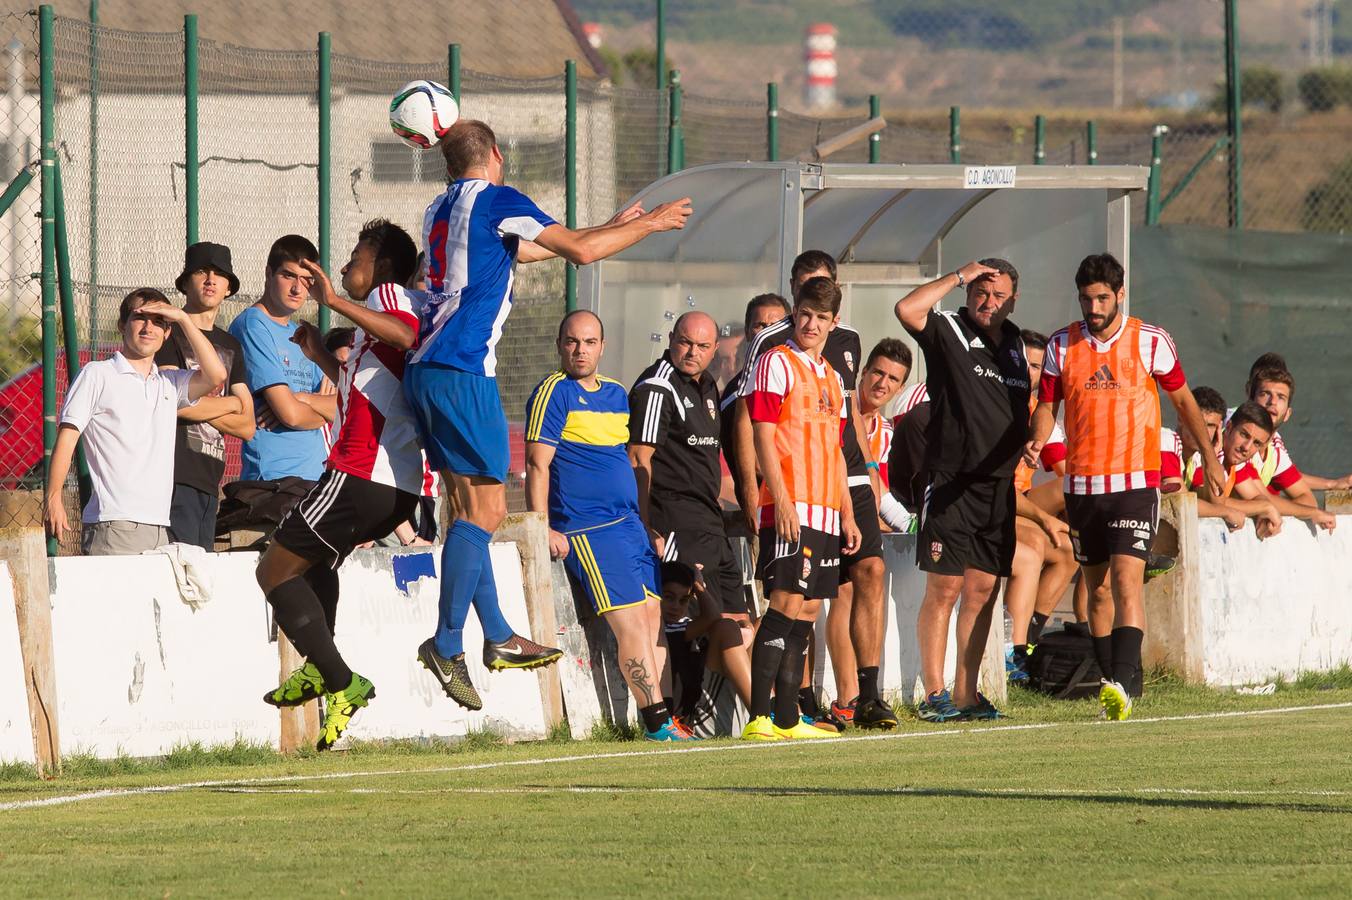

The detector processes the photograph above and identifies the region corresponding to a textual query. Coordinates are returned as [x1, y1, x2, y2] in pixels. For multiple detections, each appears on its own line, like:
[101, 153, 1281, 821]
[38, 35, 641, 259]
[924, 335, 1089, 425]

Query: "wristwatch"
[954, 269, 966, 287]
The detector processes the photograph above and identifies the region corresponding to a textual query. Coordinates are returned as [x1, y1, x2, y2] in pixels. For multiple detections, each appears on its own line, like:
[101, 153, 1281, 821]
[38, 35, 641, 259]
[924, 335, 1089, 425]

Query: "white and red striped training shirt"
[894, 382, 929, 416]
[1041, 318, 1185, 495]
[328, 283, 436, 497]
[1222, 408, 1303, 495]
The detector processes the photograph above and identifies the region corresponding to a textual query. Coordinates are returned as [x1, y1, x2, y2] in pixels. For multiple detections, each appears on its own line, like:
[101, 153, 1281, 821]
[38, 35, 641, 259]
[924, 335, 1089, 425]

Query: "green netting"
[1133, 225, 1352, 479]
[681, 93, 764, 167]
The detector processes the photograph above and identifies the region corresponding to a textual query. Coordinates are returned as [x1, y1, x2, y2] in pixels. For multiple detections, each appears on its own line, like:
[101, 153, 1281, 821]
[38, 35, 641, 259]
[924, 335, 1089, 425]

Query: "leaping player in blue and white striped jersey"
[406, 118, 692, 710]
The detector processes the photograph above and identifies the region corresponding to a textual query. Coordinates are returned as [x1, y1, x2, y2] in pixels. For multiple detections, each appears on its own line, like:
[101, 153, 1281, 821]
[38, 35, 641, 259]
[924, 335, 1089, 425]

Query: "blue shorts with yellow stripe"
[563, 514, 661, 616]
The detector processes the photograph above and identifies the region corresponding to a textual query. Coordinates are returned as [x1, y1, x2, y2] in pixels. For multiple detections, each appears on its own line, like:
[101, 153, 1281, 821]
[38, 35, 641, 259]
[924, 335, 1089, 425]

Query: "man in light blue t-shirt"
[229, 234, 330, 482]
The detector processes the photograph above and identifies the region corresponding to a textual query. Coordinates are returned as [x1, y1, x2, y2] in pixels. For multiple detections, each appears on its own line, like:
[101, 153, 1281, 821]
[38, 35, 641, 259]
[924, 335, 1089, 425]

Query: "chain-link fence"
[11, 4, 1352, 542]
[0, 11, 45, 538]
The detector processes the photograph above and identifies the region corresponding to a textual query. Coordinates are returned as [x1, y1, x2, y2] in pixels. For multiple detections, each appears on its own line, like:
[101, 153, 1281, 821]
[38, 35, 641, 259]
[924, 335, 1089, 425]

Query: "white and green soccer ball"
[389, 79, 459, 150]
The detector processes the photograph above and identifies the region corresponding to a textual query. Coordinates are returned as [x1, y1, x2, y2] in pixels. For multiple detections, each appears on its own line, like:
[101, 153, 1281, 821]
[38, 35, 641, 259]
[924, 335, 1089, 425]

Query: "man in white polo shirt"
[44, 288, 228, 555]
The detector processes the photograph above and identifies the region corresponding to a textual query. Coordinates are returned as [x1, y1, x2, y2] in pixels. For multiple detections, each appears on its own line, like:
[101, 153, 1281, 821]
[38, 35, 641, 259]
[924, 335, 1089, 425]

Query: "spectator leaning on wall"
[155, 242, 256, 549]
[44, 289, 228, 555]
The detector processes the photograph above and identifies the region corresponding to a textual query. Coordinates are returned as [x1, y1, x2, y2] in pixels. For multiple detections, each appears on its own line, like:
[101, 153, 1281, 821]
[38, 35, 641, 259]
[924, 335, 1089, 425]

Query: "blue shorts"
[563, 515, 661, 616]
[404, 362, 508, 482]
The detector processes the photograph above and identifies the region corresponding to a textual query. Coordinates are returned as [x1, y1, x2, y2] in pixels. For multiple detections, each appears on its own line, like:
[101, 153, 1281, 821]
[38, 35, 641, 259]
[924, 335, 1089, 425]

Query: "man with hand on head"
[526, 310, 693, 742]
[45, 289, 227, 554]
[155, 242, 255, 548]
[895, 258, 1035, 723]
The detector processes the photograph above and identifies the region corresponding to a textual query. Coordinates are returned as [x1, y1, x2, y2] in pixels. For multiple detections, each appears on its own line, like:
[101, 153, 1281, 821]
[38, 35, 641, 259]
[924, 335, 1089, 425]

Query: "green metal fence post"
[656, 0, 666, 92]
[1086, 120, 1098, 165]
[88, 0, 99, 344]
[766, 82, 779, 162]
[565, 60, 578, 312]
[317, 32, 331, 332]
[1034, 114, 1046, 165]
[53, 157, 91, 505]
[184, 14, 199, 246]
[1146, 125, 1165, 226]
[1223, 0, 1243, 228]
[448, 43, 461, 105]
[868, 94, 881, 163]
[39, 4, 57, 556]
[949, 106, 960, 163]
[667, 68, 683, 175]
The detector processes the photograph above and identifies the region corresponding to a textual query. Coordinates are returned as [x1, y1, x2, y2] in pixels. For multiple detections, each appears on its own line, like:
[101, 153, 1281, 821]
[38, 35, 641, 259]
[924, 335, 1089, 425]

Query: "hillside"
[578, 0, 1331, 111]
[573, 0, 1159, 48]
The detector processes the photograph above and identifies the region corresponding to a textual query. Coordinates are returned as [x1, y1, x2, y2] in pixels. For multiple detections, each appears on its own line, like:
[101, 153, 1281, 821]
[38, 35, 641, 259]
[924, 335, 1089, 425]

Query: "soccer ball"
[389, 80, 459, 150]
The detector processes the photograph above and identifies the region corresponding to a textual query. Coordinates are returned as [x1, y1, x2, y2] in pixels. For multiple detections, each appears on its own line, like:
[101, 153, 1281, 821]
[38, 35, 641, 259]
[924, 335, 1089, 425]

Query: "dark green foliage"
[1296, 66, 1352, 112]
[1209, 65, 1284, 114]
[1303, 152, 1352, 231]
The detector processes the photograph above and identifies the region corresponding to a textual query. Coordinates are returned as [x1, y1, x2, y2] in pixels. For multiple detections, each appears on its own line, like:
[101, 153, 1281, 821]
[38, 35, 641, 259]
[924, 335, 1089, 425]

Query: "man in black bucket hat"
[154, 241, 256, 547]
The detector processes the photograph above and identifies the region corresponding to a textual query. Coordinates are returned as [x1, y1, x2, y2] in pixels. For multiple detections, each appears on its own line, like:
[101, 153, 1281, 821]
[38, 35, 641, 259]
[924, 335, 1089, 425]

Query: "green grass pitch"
[2, 675, 1351, 897]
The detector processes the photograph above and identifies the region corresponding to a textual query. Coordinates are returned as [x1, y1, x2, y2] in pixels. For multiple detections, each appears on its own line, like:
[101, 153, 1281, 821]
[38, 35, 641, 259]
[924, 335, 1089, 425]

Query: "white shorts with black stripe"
[273, 468, 419, 569]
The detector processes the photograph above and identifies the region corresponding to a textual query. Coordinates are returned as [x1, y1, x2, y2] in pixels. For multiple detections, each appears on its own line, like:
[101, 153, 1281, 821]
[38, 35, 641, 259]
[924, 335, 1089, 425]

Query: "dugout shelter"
[579, 161, 1149, 386]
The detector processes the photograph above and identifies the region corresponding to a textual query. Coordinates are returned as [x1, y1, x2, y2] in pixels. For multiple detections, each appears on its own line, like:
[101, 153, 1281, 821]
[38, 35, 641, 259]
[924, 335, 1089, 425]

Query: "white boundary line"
[207, 785, 1351, 799]
[2, 701, 1349, 813]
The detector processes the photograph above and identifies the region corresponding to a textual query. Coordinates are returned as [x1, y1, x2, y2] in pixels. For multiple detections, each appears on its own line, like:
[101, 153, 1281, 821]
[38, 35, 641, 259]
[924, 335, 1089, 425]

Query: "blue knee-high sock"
[434, 520, 488, 657]
[471, 537, 513, 644]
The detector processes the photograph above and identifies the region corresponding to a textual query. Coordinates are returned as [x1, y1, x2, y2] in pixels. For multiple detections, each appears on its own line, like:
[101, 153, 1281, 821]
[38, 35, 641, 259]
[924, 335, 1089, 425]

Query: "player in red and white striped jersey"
[1159, 426, 1184, 492]
[254, 220, 433, 751]
[1238, 364, 1344, 503]
[857, 338, 912, 530]
[1244, 355, 1352, 493]
[325, 281, 436, 497]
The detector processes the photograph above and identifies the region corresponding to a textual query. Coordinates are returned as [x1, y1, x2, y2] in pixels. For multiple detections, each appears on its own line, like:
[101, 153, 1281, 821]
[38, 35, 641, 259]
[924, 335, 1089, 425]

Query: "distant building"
[804, 22, 837, 109]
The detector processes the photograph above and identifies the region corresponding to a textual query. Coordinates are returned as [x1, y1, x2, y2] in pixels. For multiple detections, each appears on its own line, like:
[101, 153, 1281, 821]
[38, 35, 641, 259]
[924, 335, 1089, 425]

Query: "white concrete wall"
[1195, 517, 1352, 685]
[0, 542, 543, 760]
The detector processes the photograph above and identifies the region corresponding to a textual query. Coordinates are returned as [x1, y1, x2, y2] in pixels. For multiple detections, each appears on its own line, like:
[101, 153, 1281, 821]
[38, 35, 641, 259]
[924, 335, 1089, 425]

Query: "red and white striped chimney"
[581, 22, 603, 49]
[804, 23, 837, 109]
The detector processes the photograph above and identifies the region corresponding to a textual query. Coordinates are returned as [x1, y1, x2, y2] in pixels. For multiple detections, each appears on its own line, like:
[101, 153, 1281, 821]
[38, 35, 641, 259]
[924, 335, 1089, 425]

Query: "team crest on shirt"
[706, 398, 716, 420]
[930, 541, 943, 562]
[844, 351, 855, 372]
